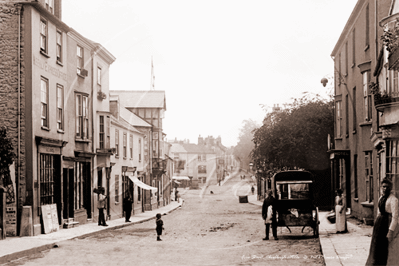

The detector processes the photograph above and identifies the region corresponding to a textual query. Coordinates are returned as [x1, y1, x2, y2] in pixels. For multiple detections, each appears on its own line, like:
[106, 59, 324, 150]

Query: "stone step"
[63, 221, 79, 229]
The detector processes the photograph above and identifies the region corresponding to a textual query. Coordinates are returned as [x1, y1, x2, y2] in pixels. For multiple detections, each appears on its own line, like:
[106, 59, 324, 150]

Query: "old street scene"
[2, 0, 399, 265]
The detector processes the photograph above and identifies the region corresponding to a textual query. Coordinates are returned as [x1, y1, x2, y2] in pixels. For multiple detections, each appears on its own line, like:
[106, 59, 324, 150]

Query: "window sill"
[364, 45, 369, 51]
[351, 63, 355, 68]
[77, 73, 86, 79]
[57, 129, 64, 134]
[40, 50, 50, 58]
[56, 60, 63, 67]
[359, 121, 372, 127]
[361, 201, 374, 208]
[75, 138, 91, 143]
[41, 126, 50, 131]
[352, 130, 357, 135]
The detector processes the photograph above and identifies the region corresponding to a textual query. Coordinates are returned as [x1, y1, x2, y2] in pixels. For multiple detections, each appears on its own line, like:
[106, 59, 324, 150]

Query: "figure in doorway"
[123, 194, 133, 223]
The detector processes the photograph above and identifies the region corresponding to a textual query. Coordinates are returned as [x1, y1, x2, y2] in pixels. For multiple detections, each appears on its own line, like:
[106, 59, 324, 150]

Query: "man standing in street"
[262, 189, 278, 240]
[97, 187, 108, 226]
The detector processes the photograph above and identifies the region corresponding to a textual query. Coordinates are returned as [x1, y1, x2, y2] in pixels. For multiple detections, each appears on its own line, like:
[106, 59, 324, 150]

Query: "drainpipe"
[17, 4, 21, 213]
[375, 0, 378, 61]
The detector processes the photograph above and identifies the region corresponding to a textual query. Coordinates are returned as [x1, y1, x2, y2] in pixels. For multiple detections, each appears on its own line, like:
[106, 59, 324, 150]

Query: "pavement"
[0, 191, 186, 265]
[0, 187, 373, 266]
[248, 194, 373, 266]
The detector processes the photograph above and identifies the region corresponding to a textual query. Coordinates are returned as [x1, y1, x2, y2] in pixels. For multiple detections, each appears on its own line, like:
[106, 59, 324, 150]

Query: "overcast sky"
[63, 0, 357, 147]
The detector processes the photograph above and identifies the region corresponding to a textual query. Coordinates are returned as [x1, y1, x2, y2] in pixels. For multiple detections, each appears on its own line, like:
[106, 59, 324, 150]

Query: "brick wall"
[0, 3, 26, 211]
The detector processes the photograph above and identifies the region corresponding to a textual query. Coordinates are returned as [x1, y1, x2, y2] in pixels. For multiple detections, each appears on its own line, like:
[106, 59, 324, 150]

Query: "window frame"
[77, 46, 83, 75]
[386, 140, 399, 189]
[123, 132, 127, 159]
[139, 138, 142, 162]
[115, 129, 119, 157]
[56, 30, 62, 63]
[40, 19, 48, 54]
[41, 77, 49, 128]
[97, 67, 102, 86]
[99, 116, 104, 150]
[75, 93, 89, 139]
[363, 71, 372, 121]
[56, 84, 64, 131]
[365, 151, 373, 203]
[336, 100, 342, 138]
[129, 134, 133, 159]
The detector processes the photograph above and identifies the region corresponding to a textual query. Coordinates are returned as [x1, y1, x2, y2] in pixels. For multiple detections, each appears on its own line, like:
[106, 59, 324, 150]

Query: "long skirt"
[366, 214, 390, 266]
[335, 204, 346, 232]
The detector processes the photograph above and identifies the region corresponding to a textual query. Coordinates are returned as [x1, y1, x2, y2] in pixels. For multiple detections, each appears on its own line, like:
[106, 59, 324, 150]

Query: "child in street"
[156, 213, 164, 241]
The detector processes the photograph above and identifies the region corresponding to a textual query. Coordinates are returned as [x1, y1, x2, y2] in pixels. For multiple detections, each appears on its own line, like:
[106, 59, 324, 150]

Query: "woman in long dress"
[335, 189, 347, 233]
[366, 178, 398, 266]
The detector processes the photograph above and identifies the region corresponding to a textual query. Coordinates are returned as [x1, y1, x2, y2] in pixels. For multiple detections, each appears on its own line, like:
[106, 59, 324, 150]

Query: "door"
[53, 156, 62, 225]
[84, 162, 92, 219]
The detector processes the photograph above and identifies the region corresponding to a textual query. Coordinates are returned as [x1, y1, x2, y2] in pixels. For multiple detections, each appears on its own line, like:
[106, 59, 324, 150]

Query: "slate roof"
[110, 90, 166, 110]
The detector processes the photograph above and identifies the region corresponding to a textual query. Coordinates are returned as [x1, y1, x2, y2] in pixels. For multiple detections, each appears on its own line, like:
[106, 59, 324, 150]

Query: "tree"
[233, 119, 259, 171]
[0, 127, 16, 203]
[251, 95, 334, 172]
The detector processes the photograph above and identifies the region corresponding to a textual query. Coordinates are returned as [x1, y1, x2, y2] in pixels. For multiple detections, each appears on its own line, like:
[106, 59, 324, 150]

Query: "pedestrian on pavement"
[123, 193, 133, 222]
[175, 190, 179, 202]
[262, 189, 278, 240]
[366, 178, 399, 266]
[251, 186, 255, 195]
[335, 188, 347, 233]
[156, 213, 164, 241]
[97, 187, 108, 226]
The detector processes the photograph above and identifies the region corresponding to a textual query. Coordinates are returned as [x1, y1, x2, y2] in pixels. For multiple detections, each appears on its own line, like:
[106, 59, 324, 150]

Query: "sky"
[62, 0, 358, 147]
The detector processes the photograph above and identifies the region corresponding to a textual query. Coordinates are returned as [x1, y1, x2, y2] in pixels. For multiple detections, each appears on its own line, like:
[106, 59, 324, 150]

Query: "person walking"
[123, 194, 133, 222]
[97, 187, 108, 226]
[335, 189, 347, 233]
[156, 213, 164, 241]
[262, 189, 278, 240]
[175, 190, 179, 202]
[251, 186, 255, 195]
[366, 178, 399, 266]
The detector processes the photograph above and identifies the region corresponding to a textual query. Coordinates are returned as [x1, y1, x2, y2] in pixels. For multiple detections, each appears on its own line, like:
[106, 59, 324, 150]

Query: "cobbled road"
[5, 173, 325, 266]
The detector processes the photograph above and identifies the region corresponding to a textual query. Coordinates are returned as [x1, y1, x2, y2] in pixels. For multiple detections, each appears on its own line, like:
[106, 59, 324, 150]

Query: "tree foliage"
[251, 95, 334, 172]
[0, 127, 16, 185]
[233, 119, 259, 170]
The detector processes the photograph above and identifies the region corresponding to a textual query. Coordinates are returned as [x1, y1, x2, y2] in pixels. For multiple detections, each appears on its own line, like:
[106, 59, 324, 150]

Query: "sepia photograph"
[0, 0, 399, 265]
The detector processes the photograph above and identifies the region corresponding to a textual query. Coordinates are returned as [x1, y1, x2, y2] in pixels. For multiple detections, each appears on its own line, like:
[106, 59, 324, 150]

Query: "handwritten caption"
[241, 254, 353, 261]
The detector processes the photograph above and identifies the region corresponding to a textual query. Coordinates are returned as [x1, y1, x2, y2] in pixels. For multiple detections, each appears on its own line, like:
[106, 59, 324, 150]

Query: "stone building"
[329, 0, 391, 222]
[0, 0, 116, 235]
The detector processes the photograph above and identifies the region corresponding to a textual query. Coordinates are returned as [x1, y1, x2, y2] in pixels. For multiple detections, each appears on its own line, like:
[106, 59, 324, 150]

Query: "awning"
[128, 175, 158, 192]
[172, 176, 190, 180]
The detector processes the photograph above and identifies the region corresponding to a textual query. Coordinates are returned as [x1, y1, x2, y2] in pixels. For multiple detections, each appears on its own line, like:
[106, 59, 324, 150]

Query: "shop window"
[40, 154, 54, 205]
[365, 151, 373, 202]
[115, 175, 119, 203]
[386, 140, 399, 188]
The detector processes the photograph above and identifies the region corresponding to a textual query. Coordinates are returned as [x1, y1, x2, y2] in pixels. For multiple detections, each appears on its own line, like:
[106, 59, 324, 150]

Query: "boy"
[156, 213, 164, 241]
